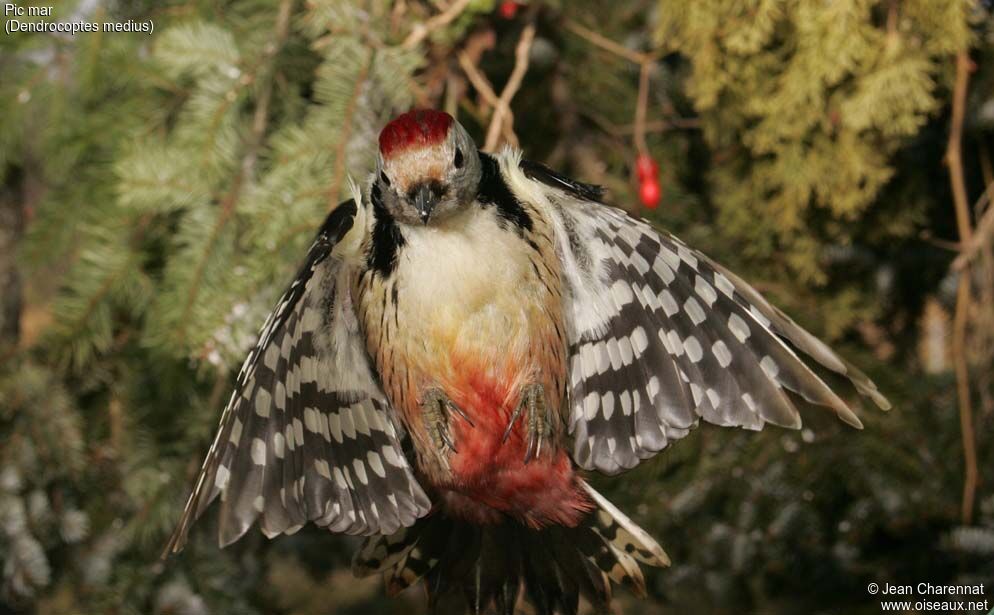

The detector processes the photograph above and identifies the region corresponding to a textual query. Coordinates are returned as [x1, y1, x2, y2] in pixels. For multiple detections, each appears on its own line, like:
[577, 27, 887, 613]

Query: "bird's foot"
[420, 387, 473, 466]
[502, 383, 550, 463]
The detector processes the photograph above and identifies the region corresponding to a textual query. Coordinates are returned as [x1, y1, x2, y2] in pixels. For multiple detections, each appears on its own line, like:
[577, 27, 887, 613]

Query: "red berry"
[635, 153, 658, 181]
[499, 1, 519, 19]
[639, 179, 660, 209]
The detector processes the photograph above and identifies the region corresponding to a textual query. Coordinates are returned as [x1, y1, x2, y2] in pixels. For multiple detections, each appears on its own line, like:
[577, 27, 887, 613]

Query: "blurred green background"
[1, 1, 992, 613]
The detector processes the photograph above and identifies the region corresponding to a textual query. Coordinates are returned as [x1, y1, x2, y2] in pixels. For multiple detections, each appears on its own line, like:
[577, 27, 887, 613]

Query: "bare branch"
[614, 118, 701, 135]
[484, 21, 535, 151]
[944, 50, 978, 526]
[403, 0, 473, 50]
[952, 201, 994, 271]
[633, 60, 651, 154]
[457, 50, 500, 106]
[563, 18, 650, 65]
[326, 55, 372, 209]
[457, 50, 517, 145]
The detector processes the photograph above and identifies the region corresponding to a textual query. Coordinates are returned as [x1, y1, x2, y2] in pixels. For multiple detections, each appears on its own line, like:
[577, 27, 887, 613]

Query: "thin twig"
[484, 21, 536, 151]
[563, 18, 651, 65]
[613, 117, 701, 135]
[952, 199, 994, 271]
[563, 19, 679, 170]
[633, 60, 651, 154]
[975, 146, 994, 421]
[944, 50, 978, 526]
[108, 395, 123, 453]
[456, 50, 517, 144]
[579, 109, 638, 156]
[327, 54, 372, 208]
[390, 0, 408, 35]
[402, 0, 473, 49]
[176, 0, 293, 343]
[443, 72, 462, 117]
[919, 231, 961, 253]
[885, 0, 899, 48]
[457, 51, 500, 106]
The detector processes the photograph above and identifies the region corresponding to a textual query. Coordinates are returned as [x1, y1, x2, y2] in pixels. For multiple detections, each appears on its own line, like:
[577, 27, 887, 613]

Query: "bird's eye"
[380, 171, 391, 186]
[454, 147, 464, 169]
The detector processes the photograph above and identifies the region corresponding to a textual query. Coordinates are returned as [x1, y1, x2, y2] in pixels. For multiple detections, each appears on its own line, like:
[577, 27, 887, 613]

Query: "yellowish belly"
[392, 219, 543, 392]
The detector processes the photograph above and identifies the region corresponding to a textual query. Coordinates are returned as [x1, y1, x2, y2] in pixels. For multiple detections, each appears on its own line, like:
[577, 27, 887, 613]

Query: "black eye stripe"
[454, 148, 464, 169]
[380, 171, 391, 186]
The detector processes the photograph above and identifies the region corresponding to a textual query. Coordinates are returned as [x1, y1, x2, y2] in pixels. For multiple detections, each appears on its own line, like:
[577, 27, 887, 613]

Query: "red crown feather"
[378, 109, 454, 158]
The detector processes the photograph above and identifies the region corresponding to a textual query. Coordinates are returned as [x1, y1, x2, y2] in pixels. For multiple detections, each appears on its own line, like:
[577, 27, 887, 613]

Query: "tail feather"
[352, 484, 667, 614]
[582, 482, 671, 567]
[387, 534, 443, 596]
[520, 534, 572, 615]
[603, 542, 646, 596]
[352, 524, 417, 576]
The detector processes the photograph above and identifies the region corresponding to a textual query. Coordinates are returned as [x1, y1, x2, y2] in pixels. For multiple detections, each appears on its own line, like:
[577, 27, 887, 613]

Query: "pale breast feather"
[513, 159, 890, 476]
[164, 199, 430, 555]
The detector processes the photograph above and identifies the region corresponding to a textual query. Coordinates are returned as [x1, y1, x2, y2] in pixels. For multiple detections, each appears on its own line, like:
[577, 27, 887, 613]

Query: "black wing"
[165, 200, 430, 554]
[520, 159, 605, 203]
[524, 162, 889, 475]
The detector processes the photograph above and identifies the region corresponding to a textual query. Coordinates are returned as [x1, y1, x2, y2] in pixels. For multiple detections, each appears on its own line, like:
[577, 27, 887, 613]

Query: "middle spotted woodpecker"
[165, 109, 890, 615]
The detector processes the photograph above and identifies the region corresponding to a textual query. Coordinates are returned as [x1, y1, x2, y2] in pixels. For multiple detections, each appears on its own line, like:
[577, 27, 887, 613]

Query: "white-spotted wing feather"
[507, 153, 889, 476]
[164, 199, 430, 555]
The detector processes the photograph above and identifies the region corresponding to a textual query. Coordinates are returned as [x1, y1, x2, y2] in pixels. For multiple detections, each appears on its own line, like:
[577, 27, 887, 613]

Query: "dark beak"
[412, 183, 440, 224]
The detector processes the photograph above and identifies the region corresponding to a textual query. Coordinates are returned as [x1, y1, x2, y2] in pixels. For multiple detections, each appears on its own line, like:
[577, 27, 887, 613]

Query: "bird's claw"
[502, 383, 550, 463]
[420, 388, 472, 464]
[445, 397, 475, 427]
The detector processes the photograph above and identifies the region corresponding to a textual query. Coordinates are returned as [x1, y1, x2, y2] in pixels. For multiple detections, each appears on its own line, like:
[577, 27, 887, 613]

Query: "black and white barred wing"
[527, 168, 889, 475]
[165, 200, 430, 555]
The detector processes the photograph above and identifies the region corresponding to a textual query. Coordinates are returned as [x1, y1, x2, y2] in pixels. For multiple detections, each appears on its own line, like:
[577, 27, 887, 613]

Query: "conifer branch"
[326, 52, 372, 209]
[0, 167, 26, 364]
[55, 216, 152, 357]
[175, 0, 294, 346]
[198, 88, 239, 168]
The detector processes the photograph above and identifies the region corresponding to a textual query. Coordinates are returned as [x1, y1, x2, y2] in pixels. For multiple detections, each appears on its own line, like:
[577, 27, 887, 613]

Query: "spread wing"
[519, 160, 890, 476]
[165, 199, 431, 554]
